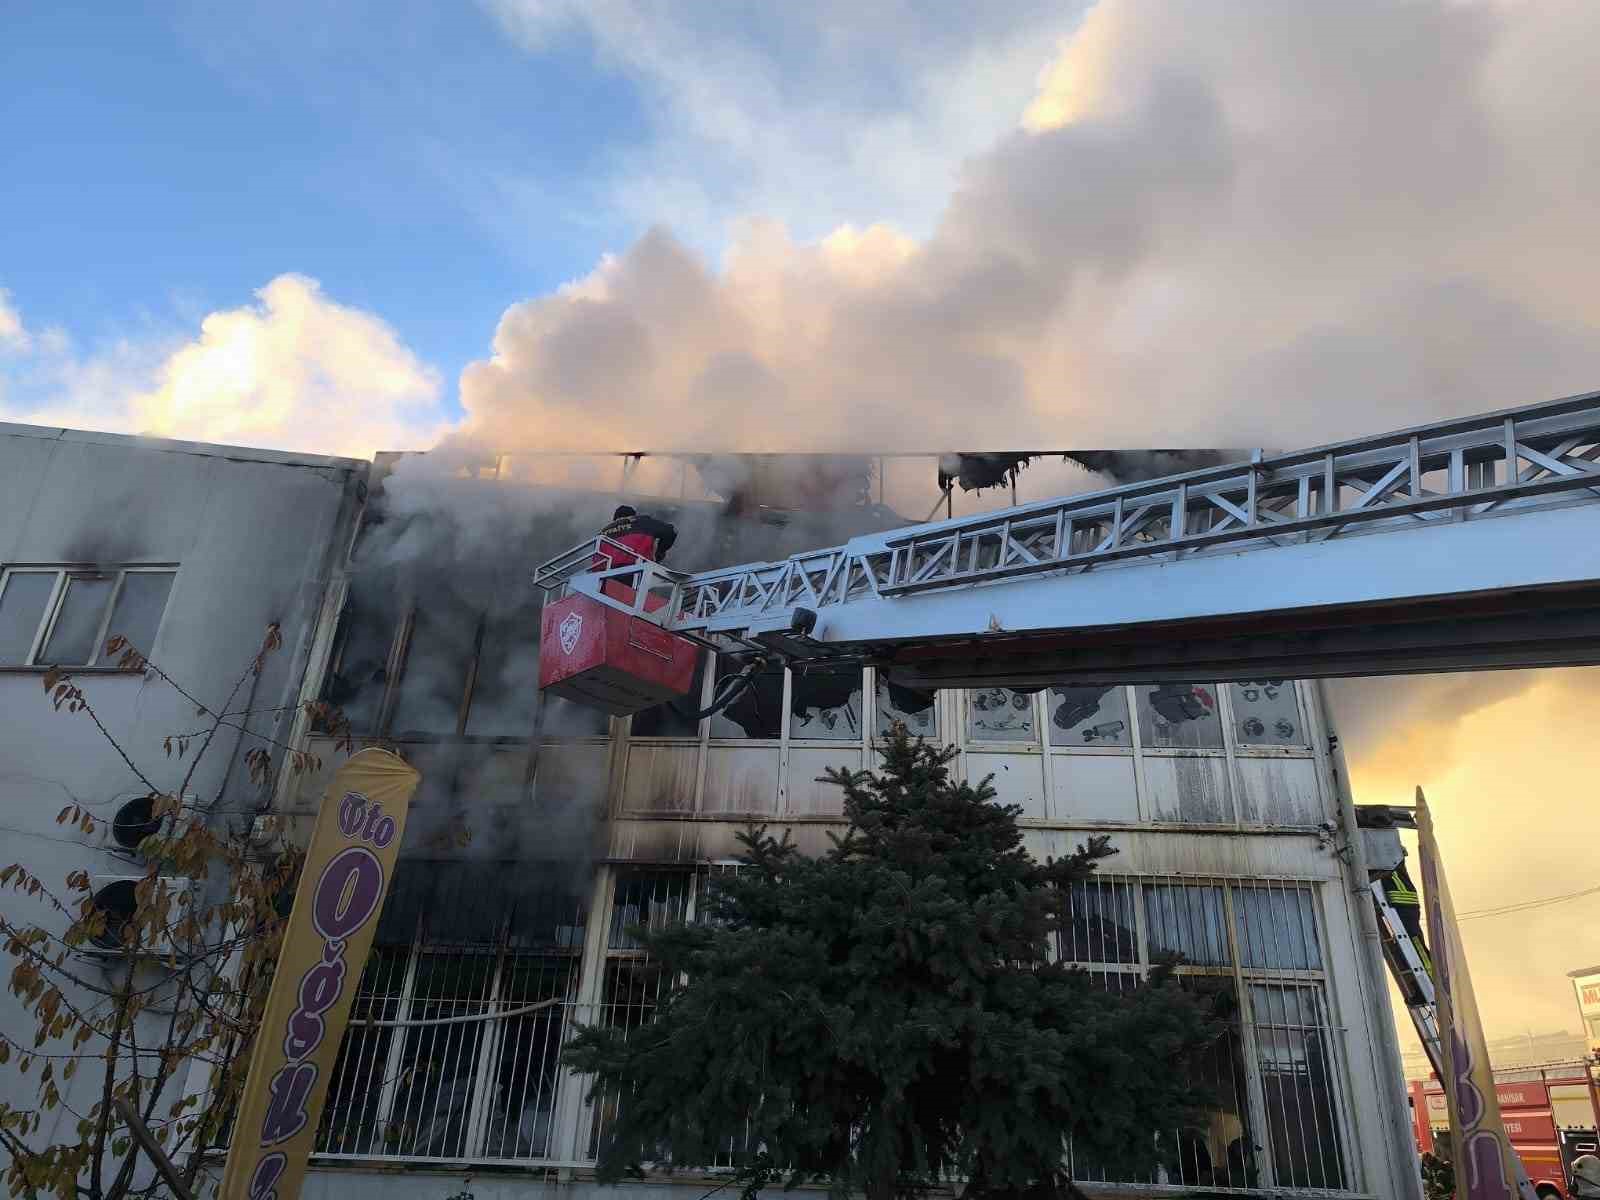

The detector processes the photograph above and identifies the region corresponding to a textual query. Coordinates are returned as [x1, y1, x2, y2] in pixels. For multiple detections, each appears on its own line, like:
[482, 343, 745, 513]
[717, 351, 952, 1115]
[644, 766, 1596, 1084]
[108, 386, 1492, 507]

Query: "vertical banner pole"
[218, 748, 421, 1200]
[1416, 787, 1538, 1200]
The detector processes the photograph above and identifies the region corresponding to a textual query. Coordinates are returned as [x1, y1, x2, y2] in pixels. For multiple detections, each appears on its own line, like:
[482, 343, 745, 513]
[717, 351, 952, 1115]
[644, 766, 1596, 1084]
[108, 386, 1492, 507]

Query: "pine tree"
[564, 726, 1226, 1200]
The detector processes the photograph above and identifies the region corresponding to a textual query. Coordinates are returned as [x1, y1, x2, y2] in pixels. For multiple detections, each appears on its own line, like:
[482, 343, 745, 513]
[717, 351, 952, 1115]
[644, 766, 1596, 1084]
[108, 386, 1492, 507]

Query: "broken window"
[789, 666, 863, 741]
[1229, 681, 1305, 748]
[709, 656, 784, 739]
[389, 602, 476, 735]
[966, 686, 1039, 742]
[464, 569, 541, 737]
[1046, 684, 1131, 748]
[876, 675, 938, 738]
[1136, 683, 1224, 749]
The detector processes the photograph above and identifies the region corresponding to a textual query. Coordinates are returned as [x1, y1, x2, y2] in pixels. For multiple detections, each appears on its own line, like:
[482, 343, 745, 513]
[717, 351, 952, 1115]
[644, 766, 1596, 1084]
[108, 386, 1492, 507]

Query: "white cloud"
[483, 0, 1081, 247]
[1, 275, 447, 460]
[0, 288, 31, 354]
[460, 0, 1600, 458]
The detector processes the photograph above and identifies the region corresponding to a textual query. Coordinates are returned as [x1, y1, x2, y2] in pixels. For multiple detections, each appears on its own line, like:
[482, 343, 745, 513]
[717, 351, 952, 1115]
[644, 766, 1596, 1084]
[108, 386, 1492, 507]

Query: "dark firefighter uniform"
[593, 505, 678, 570]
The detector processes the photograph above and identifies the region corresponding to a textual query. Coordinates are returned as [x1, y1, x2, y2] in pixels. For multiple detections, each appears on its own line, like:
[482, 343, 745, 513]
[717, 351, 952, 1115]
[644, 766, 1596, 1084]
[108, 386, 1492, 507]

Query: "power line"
[1457, 882, 1600, 921]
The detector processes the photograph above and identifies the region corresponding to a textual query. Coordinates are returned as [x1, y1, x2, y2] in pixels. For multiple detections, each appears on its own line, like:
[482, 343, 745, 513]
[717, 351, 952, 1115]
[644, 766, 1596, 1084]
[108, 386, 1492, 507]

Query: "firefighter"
[593, 505, 678, 570]
[1573, 1152, 1600, 1198]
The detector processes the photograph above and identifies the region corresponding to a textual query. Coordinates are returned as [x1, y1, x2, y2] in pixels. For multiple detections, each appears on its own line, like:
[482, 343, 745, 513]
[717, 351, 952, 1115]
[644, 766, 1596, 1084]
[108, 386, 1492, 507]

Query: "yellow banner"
[1416, 787, 1536, 1200]
[219, 748, 421, 1200]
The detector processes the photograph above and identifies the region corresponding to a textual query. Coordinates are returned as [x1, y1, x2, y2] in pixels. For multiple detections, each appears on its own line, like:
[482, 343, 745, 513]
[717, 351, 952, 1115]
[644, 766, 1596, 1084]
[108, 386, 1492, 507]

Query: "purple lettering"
[311, 847, 384, 942]
[372, 815, 396, 848]
[282, 958, 347, 1060]
[258, 1062, 317, 1146]
[248, 1152, 287, 1200]
[337, 791, 367, 837]
[1463, 1130, 1516, 1199]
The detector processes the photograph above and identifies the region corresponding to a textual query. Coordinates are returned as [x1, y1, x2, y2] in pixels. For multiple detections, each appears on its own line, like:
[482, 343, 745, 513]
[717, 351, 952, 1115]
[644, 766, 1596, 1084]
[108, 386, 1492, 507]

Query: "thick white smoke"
[458, 0, 1600, 454]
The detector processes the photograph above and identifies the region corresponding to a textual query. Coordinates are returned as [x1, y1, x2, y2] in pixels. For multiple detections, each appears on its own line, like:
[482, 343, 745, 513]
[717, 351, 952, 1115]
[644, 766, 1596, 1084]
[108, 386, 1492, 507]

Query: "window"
[876, 675, 937, 738]
[790, 666, 863, 742]
[966, 686, 1039, 742]
[1060, 877, 1349, 1193]
[325, 579, 609, 739]
[0, 567, 176, 667]
[1136, 682, 1224, 749]
[1046, 685, 1131, 747]
[317, 864, 585, 1163]
[1230, 681, 1308, 748]
[709, 657, 784, 739]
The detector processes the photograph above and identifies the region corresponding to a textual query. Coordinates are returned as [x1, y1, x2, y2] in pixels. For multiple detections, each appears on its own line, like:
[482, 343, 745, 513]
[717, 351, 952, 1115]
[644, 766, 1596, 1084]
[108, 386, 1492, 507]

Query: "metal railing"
[607, 390, 1600, 638]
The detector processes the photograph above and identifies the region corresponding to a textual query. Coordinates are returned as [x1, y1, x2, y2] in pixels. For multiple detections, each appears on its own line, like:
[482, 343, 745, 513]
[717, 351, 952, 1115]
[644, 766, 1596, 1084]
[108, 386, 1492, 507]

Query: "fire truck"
[534, 388, 1600, 1200]
[1409, 1069, 1600, 1198]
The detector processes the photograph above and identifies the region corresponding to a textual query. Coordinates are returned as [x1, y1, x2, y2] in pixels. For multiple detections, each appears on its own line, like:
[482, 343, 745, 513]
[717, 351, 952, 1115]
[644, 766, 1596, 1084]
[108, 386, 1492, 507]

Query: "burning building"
[269, 447, 1415, 1199]
[0, 423, 1419, 1199]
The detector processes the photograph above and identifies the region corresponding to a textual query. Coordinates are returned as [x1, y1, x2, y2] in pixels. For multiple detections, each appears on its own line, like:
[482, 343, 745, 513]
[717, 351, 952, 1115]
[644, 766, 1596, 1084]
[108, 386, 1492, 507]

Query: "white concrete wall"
[0, 423, 366, 1180]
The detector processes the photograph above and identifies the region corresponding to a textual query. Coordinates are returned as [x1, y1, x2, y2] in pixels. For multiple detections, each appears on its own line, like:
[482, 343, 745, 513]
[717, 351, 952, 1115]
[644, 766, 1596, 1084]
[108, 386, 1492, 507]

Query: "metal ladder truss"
[652, 390, 1600, 637]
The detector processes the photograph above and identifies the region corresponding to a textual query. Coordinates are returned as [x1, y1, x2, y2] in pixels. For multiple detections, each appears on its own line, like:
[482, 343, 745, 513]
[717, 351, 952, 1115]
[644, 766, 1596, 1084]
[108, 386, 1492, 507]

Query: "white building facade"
[0, 422, 368, 1190]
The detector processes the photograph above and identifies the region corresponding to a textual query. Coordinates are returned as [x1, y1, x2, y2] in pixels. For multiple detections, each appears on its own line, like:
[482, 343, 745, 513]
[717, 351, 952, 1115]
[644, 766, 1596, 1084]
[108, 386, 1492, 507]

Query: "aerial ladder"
[534, 389, 1600, 712]
[532, 390, 1600, 1199]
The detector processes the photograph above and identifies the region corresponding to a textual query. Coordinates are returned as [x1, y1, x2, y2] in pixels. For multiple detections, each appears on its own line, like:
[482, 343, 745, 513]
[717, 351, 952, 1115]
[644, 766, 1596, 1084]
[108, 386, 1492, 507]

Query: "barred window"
[315, 864, 585, 1164]
[1058, 876, 1349, 1193]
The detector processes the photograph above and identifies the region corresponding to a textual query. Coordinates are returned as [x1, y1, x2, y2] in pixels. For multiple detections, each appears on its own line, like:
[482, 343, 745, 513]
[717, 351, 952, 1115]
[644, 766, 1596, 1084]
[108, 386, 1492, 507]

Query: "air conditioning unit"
[83, 875, 196, 961]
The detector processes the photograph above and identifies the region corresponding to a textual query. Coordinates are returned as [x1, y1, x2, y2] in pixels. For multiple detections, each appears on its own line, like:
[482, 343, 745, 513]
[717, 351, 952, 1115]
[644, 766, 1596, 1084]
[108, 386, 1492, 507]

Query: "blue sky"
[1, 1, 1067, 427]
[2, 2, 654, 408]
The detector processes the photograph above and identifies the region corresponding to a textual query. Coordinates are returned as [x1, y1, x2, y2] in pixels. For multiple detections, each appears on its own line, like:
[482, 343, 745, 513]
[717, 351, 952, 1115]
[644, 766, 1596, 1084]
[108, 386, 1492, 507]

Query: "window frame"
[328, 595, 615, 743]
[315, 894, 586, 1165]
[1057, 874, 1356, 1194]
[0, 564, 178, 670]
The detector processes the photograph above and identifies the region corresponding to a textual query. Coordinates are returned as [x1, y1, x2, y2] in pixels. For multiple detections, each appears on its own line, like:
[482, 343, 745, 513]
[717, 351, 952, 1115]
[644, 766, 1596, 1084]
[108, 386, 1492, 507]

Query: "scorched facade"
[264, 450, 1419, 1200]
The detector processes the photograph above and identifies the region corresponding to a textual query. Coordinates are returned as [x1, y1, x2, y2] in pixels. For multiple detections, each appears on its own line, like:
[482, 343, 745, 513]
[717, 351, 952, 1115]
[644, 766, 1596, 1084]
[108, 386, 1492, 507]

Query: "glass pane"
[607, 870, 691, 949]
[1136, 683, 1224, 749]
[1234, 886, 1322, 970]
[41, 575, 114, 665]
[876, 676, 937, 738]
[710, 657, 784, 739]
[390, 604, 475, 734]
[1047, 685, 1131, 747]
[481, 954, 577, 1159]
[105, 571, 174, 657]
[389, 951, 497, 1158]
[1230, 680, 1306, 747]
[0, 572, 54, 664]
[317, 947, 409, 1154]
[1144, 883, 1231, 966]
[1059, 878, 1139, 964]
[631, 653, 706, 737]
[790, 666, 863, 741]
[1249, 983, 1347, 1190]
[967, 686, 1039, 742]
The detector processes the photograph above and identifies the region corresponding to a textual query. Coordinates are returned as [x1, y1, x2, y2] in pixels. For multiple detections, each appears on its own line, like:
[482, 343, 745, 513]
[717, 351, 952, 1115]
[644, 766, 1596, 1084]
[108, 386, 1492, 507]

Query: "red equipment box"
[538, 593, 699, 717]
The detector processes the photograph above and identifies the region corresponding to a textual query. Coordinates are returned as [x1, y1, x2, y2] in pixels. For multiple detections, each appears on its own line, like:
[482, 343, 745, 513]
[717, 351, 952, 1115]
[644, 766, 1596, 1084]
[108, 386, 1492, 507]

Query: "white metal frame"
[645, 391, 1600, 637]
[0, 563, 178, 668]
[1060, 874, 1359, 1195]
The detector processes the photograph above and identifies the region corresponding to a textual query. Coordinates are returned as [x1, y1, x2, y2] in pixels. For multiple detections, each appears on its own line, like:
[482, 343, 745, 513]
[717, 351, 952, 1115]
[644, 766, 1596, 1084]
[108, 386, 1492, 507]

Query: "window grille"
[314, 870, 585, 1165]
[1059, 876, 1351, 1194]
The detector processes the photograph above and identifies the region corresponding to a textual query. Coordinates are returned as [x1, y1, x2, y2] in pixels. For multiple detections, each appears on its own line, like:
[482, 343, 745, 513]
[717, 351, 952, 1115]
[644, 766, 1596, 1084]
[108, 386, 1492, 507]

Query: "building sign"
[1417, 788, 1538, 1200]
[1570, 968, 1600, 1056]
[219, 748, 421, 1200]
